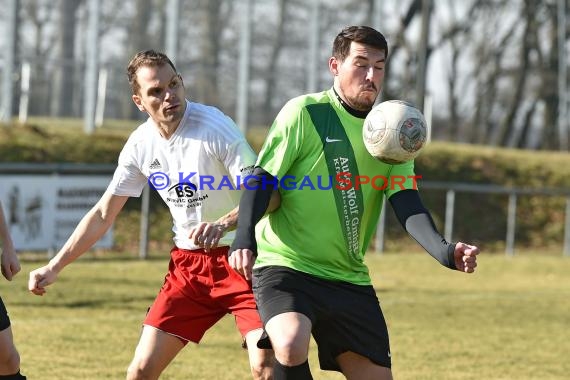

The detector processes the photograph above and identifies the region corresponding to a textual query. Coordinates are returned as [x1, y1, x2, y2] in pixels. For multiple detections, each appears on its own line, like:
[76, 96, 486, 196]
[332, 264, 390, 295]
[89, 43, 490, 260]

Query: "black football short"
[252, 265, 391, 371]
[0, 296, 11, 331]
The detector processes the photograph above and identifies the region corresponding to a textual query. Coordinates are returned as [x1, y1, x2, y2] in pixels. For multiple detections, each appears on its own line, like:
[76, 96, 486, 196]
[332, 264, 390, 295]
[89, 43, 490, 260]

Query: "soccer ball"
[363, 100, 428, 164]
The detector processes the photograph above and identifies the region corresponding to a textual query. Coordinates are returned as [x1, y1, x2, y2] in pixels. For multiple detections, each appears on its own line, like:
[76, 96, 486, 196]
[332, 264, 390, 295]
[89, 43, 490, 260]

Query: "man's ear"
[329, 56, 339, 76]
[132, 94, 145, 112]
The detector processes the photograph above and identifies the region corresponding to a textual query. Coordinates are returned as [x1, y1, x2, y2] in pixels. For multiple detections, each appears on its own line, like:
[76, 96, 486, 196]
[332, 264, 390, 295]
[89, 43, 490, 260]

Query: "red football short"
[143, 246, 263, 344]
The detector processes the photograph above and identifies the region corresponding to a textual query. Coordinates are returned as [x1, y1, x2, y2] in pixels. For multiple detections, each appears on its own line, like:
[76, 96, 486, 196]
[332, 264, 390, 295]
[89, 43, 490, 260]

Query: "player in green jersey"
[230, 25, 480, 380]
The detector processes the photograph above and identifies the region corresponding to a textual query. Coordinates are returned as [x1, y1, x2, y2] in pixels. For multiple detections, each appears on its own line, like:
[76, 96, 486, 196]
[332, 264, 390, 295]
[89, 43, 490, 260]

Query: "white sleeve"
[224, 138, 257, 185]
[106, 147, 147, 197]
[217, 116, 257, 185]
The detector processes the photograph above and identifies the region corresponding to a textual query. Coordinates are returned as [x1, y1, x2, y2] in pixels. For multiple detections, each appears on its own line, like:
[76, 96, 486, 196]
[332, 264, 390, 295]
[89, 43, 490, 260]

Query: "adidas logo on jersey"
[149, 158, 162, 170]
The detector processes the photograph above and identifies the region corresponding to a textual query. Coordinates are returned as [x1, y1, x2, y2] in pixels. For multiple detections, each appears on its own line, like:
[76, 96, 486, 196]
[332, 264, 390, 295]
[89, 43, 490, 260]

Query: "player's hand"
[228, 249, 255, 281]
[28, 265, 59, 296]
[453, 242, 480, 273]
[189, 222, 227, 252]
[1, 250, 21, 281]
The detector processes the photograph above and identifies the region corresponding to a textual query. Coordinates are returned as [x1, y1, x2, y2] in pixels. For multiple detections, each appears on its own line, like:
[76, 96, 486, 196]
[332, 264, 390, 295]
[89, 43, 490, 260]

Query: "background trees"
[1, 0, 568, 151]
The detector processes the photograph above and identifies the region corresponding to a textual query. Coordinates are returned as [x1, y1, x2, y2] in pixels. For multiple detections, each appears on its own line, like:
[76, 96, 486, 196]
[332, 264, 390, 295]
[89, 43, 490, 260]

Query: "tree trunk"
[262, 0, 287, 121]
[493, 1, 536, 146]
[383, 0, 421, 101]
[195, 0, 222, 106]
[539, 2, 561, 150]
[52, 0, 80, 117]
[125, 0, 152, 119]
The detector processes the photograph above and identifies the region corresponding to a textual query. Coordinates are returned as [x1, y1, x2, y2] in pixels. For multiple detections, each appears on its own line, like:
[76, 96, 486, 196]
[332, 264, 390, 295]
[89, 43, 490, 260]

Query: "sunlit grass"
[2, 253, 568, 379]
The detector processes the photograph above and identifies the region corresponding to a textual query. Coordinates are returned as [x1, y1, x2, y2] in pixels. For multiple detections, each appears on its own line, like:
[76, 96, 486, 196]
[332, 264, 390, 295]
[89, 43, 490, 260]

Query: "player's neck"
[332, 86, 369, 119]
[155, 121, 180, 139]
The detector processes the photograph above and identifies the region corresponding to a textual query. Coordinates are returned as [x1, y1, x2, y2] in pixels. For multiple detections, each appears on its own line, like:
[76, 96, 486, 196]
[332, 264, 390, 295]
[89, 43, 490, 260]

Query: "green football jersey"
[255, 88, 418, 285]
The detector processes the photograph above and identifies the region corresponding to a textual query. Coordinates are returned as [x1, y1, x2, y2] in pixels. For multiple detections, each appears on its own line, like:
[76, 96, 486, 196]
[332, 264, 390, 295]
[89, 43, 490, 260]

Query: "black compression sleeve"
[389, 189, 456, 269]
[230, 167, 277, 256]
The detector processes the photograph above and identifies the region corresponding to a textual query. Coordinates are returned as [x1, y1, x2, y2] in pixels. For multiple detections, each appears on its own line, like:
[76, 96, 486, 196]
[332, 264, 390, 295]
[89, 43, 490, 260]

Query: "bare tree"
[51, 0, 82, 117]
[260, 0, 288, 121]
[536, 1, 561, 150]
[383, 0, 422, 102]
[129, 0, 152, 54]
[20, 0, 58, 116]
[429, 0, 481, 141]
[3, 0, 21, 119]
[492, 0, 537, 146]
[195, 0, 223, 106]
[7, 0, 570, 150]
[173, 0, 234, 109]
[472, 11, 517, 145]
[122, 0, 153, 119]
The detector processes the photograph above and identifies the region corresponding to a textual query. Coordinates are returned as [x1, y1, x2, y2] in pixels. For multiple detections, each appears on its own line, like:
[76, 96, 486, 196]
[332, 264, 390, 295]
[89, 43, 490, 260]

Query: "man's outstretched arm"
[389, 189, 479, 273]
[28, 191, 129, 295]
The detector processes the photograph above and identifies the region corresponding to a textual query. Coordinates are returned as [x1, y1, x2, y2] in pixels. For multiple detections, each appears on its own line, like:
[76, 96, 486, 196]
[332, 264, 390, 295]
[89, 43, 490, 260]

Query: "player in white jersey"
[28, 50, 276, 380]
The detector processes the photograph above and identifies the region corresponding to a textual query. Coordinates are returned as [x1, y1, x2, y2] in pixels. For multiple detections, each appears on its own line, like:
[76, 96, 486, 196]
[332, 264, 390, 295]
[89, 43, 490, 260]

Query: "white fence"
[375, 181, 570, 256]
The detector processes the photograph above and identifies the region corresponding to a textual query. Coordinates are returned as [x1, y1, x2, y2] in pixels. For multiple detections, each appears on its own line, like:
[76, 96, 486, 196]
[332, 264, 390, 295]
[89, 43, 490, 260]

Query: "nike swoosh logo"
[325, 136, 342, 143]
[387, 351, 391, 358]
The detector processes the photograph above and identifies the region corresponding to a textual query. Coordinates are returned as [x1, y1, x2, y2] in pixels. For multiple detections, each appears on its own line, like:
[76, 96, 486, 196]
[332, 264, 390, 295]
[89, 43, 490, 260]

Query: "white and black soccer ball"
[363, 100, 428, 164]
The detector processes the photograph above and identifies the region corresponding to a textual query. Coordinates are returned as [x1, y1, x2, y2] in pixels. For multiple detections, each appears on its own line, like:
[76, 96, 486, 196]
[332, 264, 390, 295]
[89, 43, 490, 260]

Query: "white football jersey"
[107, 100, 256, 249]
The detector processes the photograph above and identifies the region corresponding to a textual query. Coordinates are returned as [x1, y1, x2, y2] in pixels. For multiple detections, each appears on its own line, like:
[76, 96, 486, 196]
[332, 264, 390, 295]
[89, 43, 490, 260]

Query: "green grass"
[2, 252, 569, 379]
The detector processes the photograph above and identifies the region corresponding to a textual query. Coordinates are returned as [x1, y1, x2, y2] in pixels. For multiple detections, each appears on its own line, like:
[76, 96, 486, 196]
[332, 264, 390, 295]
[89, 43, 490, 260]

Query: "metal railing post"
[562, 197, 570, 257]
[506, 193, 517, 256]
[375, 197, 387, 253]
[444, 190, 455, 242]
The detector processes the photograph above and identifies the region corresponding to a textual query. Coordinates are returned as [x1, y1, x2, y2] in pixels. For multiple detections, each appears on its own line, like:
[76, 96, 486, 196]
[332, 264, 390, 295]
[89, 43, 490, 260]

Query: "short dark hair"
[127, 50, 177, 95]
[332, 26, 388, 62]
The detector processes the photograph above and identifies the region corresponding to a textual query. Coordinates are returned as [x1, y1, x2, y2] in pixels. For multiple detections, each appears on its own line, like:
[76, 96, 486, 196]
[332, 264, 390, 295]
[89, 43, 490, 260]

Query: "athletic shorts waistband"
[171, 246, 230, 256]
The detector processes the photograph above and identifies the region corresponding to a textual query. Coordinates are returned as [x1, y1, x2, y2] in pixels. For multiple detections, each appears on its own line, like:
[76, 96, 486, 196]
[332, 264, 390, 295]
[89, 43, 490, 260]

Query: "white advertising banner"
[0, 175, 113, 251]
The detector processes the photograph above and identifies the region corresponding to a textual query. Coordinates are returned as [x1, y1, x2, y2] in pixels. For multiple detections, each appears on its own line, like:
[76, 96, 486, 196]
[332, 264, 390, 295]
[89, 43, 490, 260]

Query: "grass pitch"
[3, 252, 569, 379]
